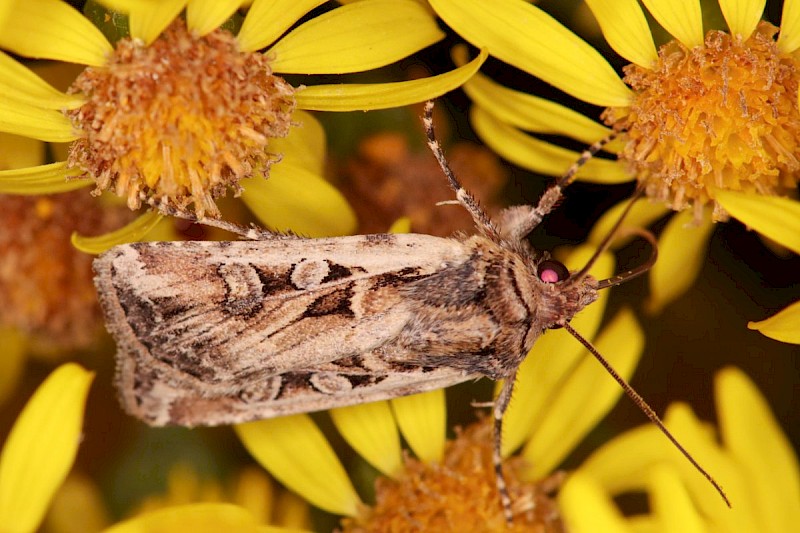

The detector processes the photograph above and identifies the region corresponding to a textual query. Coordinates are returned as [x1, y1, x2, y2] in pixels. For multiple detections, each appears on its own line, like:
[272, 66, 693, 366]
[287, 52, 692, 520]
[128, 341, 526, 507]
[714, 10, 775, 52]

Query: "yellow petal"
[235, 415, 361, 517]
[0, 0, 111, 66]
[0, 328, 26, 405]
[0, 132, 44, 169]
[186, 0, 241, 36]
[295, 49, 487, 111]
[716, 367, 800, 531]
[240, 163, 356, 237]
[102, 503, 265, 533]
[0, 363, 94, 533]
[388, 216, 412, 234]
[647, 464, 706, 533]
[270, 110, 326, 176]
[0, 162, 90, 194]
[269, 0, 443, 74]
[500, 246, 615, 456]
[585, 0, 658, 68]
[329, 401, 403, 478]
[559, 472, 632, 533]
[640, 0, 704, 48]
[778, 0, 800, 52]
[128, 0, 186, 45]
[391, 389, 445, 464]
[0, 52, 84, 110]
[646, 210, 714, 314]
[714, 189, 800, 255]
[587, 198, 670, 249]
[523, 308, 643, 477]
[661, 404, 757, 532]
[430, 0, 631, 107]
[237, 0, 327, 53]
[470, 105, 630, 183]
[71, 211, 163, 254]
[454, 47, 615, 147]
[718, 0, 766, 38]
[0, 101, 77, 143]
[45, 473, 110, 533]
[747, 300, 800, 344]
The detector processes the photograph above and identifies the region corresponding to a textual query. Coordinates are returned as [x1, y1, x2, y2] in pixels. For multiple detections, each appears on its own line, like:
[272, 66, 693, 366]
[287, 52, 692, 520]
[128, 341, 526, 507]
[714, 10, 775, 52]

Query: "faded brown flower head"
[341, 132, 507, 235]
[603, 22, 800, 222]
[66, 20, 296, 218]
[340, 420, 565, 533]
[0, 192, 130, 354]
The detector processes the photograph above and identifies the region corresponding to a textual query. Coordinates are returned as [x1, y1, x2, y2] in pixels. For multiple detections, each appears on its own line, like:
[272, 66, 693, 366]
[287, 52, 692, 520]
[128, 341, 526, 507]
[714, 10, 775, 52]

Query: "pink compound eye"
[537, 260, 569, 283]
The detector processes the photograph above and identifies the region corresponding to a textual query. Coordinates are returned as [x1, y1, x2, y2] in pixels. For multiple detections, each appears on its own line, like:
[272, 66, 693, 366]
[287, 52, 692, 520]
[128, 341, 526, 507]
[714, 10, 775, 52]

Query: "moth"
[94, 101, 727, 522]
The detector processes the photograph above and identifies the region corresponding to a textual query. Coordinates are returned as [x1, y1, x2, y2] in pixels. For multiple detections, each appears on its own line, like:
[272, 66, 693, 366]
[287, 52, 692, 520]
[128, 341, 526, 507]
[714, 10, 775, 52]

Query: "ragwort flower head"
[0, 0, 486, 245]
[430, 0, 800, 323]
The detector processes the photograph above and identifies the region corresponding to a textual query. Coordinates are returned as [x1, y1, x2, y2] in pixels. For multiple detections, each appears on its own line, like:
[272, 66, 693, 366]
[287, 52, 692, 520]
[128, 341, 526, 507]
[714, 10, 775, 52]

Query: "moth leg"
[155, 204, 281, 240]
[423, 101, 501, 239]
[493, 373, 518, 525]
[495, 133, 618, 241]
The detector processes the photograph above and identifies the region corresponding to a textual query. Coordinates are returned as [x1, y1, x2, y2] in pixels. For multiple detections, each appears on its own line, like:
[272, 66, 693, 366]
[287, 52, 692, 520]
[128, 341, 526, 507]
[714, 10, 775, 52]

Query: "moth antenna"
[562, 322, 732, 508]
[158, 205, 274, 240]
[595, 227, 658, 289]
[569, 186, 646, 284]
[423, 101, 500, 237]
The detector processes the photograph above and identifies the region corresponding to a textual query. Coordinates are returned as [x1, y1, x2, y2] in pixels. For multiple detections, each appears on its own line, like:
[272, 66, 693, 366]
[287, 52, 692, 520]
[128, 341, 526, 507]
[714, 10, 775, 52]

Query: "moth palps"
[94, 101, 728, 523]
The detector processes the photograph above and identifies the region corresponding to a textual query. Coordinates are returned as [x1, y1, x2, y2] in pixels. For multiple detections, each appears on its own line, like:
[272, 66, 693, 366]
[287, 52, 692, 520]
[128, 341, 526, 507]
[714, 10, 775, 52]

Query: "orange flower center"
[340, 421, 565, 532]
[65, 20, 295, 218]
[603, 22, 800, 222]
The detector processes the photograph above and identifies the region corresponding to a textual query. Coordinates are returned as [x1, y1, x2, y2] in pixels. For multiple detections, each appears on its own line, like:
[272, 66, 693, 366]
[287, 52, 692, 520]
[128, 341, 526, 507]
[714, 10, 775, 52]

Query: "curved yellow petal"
[430, 0, 631, 107]
[523, 308, 643, 477]
[46, 473, 109, 533]
[0, 328, 26, 405]
[186, 0, 241, 36]
[103, 503, 264, 533]
[0, 132, 44, 170]
[0, 0, 111, 66]
[72, 210, 162, 254]
[585, 0, 658, 68]
[501, 246, 615, 456]
[647, 464, 705, 533]
[559, 473, 631, 533]
[0, 162, 90, 194]
[470, 106, 630, 183]
[240, 163, 356, 237]
[329, 401, 403, 478]
[388, 216, 412, 234]
[0, 52, 84, 110]
[747, 300, 800, 344]
[662, 404, 757, 532]
[714, 189, 800, 255]
[587, 198, 670, 249]
[128, 0, 186, 45]
[295, 49, 487, 111]
[237, 0, 326, 53]
[778, 0, 800, 52]
[271, 110, 326, 176]
[716, 367, 800, 531]
[0, 363, 94, 533]
[454, 47, 615, 147]
[269, 0, 443, 74]
[0, 101, 77, 143]
[640, 0, 704, 48]
[390, 389, 445, 464]
[646, 209, 714, 315]
[718, 0, 766, 38]
[235, 415, 361, 517]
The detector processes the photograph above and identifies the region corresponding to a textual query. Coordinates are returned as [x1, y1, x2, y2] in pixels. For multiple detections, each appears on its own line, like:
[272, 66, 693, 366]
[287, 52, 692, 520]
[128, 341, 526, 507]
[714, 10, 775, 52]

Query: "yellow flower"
[233, 244, 655, 529]
[570, 367, 799, 533]
[0, 363, 94, 533]
[0, 0, 486, 247]
[428, 0, 800, 329]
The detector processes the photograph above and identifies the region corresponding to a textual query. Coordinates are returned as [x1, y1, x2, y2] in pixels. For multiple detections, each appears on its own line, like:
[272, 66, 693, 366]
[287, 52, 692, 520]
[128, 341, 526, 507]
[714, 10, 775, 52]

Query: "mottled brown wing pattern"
[94, 234, 477, 425]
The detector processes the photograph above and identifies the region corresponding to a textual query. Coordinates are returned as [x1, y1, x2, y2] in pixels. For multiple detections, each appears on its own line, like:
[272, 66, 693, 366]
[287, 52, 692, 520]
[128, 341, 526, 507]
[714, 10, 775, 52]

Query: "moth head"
[534, 257, 599, 329]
